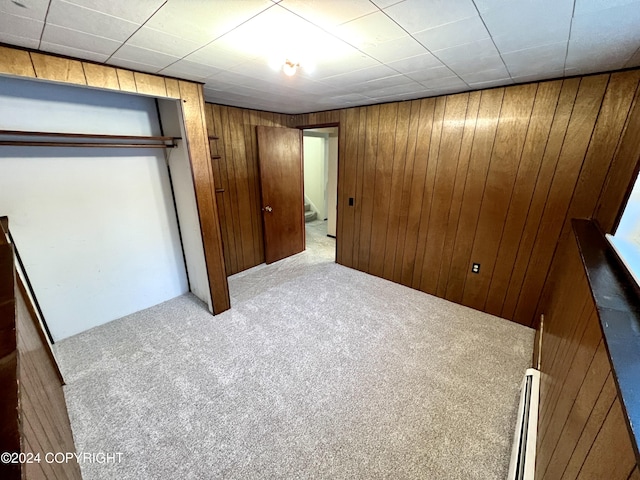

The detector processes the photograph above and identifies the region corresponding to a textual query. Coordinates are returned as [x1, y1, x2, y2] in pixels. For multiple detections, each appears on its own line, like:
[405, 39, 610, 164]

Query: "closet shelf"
[0, 130, 178, 148]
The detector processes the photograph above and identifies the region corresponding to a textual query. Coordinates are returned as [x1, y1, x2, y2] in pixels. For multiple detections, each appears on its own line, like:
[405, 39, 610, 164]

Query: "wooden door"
[256, 126, 305, 264]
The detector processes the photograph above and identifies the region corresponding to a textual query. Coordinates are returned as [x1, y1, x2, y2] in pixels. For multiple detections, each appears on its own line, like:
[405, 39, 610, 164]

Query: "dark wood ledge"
[572, 218, 640, 463]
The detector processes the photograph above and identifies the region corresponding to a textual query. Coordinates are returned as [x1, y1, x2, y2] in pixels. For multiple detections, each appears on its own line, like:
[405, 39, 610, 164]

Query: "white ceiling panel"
[359, 36, 428, 64]
[0, 12, 43, 42]
[319, 64, 397, 86]
[0, 33, 39, 50]
[383, 0, 478, 33]
[502, 43, 568, 77]
[385, 52, 443, 74]
[143, 0, 274, 45]
[573, 0, 640, 16]
[47, 0, 140, 42]
[40, 41, 109, 63]
[185, 43, 255, 70]
[158, 60, 224, 81]
[419, 76, 468, 90]
[0, 0, 637, 114]
[434, 38, 500, 65]
[110, 44, 180, 70]
[626, 48, 640, 68]
[0, 0, 49, 19]
[42, 25, 121, 56]
[460, 66, 510, 84]
[279, 0, 378, 28]
[125, 27, 202, 58]
[413, 15, 490, 52]
[60, 0, 166, 24]
[406, 65, 455, 83]
[330, 11, 408, 47]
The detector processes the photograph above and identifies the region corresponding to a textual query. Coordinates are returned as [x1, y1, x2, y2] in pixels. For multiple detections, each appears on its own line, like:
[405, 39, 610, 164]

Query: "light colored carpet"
[55, 219, 534, 479]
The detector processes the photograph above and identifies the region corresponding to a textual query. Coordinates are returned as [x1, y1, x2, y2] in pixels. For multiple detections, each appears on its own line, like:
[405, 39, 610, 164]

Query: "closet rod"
[0, 130, 177, 141]
[0, 141, 174, 148]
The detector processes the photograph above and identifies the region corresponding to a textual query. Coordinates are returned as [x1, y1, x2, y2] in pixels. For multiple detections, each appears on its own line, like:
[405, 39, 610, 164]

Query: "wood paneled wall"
[534, 230, 638, 480]
[294, 70, 640, 327]
[0, 220, 81, 479]
[0, 45, 230, 313]
[204, 104, 295, 275]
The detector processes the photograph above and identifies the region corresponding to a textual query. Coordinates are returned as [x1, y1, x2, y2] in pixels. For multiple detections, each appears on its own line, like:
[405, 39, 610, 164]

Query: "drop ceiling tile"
[110, 44, 180, 70]
[491, 28, 570, 55]
[364, 81, 426, 98]
[413, 15, 490, 52]
[444, 54, 506, 77]
[434, 37, 499, 65]
[473, 0, 509, 12]
[42, 24, 121, 56]
[469, 78, 514, 90]
[406, 65, 455, 82]
[47, 0, 140, 42]
[0, 12, 44, 41]
[371, 0, 407, 9]
[385, 52, 443, 74]
[319, 64, 397, 86]
[429, 85, 467, 96]
[0, 0, 49, 19]
[626, 47, 640, 68]
[570, 3, 640, 49]
[359, 35, 428, 63]
[143, 0, 273, 45]
[61, 0, 165, 24]
[126, 27, 202, 58]
[358, 73, 417, 90]
[40, 41, 109, 63]
[383, 0, 479, 33]
[501, 42, 567, 77]
[481, 0, 573, 35]
[278, 0, 378, 29]
[331, 11, 408, 47]
[565, 44, 631, 72]
[186, 43, 256, 69]
[459, 66, 510, 84]
[419, 76, 467, 90]
[307, 52, 381, 80]
[0, 33, 39, 49]
[573, 0, 640, 15]
[158, 60, 224, 81]
[107, 57, 161, 73]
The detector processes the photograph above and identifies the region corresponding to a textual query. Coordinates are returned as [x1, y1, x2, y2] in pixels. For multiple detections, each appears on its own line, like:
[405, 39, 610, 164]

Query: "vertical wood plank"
[179, 81, 229, 313]
[400, 98, 435, 286]
[461, 83, 537, 310]
[134, 72, 168, 97]
[0, 45, 35, 77]
[82, 63, 119, 90]
[116, 69, 137, 93]
[419, 92, 469, 294]
[484, 80, 562, 315]
[339, 108, 359, 268]
[369, 102, 398, 278]
[436, 91, 481, 297]
[445, 88, 504, 303]
[30, 53, 87, 85]
[392, 100, 423, 284]
[513, 75, 609, 325]
[357, 105, 381, 272]
[412, 95, 446, 289]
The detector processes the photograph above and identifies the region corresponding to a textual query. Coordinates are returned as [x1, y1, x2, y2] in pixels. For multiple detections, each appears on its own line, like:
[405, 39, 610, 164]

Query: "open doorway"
[302, 126, 338, 261]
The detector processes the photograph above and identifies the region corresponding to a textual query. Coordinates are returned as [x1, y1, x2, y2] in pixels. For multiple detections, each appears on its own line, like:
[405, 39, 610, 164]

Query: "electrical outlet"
[472, 263, 480, 274]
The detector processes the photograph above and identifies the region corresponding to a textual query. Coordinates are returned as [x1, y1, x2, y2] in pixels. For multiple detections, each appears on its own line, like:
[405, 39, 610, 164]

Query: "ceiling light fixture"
[282, 59, 300, 77]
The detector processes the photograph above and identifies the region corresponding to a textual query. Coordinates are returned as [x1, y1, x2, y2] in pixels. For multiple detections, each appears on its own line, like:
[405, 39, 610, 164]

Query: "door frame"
[296, 122, 340, 260]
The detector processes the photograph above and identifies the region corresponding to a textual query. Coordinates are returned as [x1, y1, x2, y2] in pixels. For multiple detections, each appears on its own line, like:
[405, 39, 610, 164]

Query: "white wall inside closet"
[0, 76, 189, 341]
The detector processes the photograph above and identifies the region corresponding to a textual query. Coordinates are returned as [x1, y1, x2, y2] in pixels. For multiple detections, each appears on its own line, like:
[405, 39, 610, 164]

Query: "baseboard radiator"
[508, 368, 540, 480]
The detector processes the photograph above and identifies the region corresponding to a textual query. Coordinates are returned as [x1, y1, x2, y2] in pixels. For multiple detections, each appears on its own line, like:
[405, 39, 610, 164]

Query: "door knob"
[264, 206, 273, 212]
